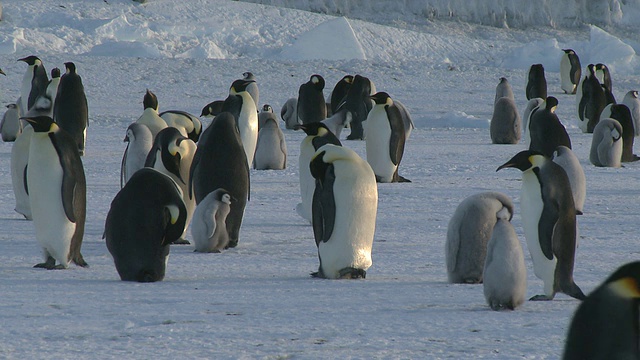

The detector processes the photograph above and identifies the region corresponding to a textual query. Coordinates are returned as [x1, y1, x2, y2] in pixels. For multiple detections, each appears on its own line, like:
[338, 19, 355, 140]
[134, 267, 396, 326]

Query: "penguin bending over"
[191, 189, 232, 253]
[24, 116, 87, 269]
[560, 49, 581, 94]
[120, 122, 153, 187]
[159, 110, 202, 143]
[297, 74, 327, 125]
[601, 104, 639, 162]
[589, 118, 623, 168]
[497, 150, 585, 301]
[344, 74, 376, 140]
[329, 75, 353, 115]
[54, 62, 89, 155]
[310, 144, 377, 279]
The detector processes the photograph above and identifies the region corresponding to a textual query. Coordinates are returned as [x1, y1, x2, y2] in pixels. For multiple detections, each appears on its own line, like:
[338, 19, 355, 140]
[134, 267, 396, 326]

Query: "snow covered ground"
[0, 0, 639, 358]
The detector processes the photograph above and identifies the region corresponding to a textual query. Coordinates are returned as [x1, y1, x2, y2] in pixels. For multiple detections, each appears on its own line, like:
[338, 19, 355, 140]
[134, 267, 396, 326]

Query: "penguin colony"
[2, 50, 639, 356]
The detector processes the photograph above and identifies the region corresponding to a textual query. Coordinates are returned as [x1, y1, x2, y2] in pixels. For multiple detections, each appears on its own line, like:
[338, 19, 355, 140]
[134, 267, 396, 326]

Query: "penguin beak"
[0, 69, 6, 76]
[496, 161, 514, 172]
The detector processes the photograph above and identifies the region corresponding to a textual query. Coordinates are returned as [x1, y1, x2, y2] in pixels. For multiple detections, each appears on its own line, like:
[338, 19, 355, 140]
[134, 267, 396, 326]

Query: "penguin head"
[544, 96, 558, 113]
[603, 262, 640, 299]
[342, 75, 354, 84]
[51, 67, 61, 79]
[261, 104, 273, 113]
[200, 100, 224, 118]
[499, 77, 507, 83]
[610, 104, 632, 122]
[64, 62, 77, 74]
[229, 79, 253, 94]
[496, 150, 546, 172]
[242, 72, 255, 81]
[213, 188, 232, 205]
[156, 127, 187, 184]
[309, 74, 325, 90]
[562, 49, 575, 55]
[370, 92, 393, 107]
[586, 64, 596, 77]
[22, 116, 55, 133]
[143, 89, 159, 111]
[631, 90, 639, 99]
[294, 122, 331, 137]
[18, 55, 41, 66]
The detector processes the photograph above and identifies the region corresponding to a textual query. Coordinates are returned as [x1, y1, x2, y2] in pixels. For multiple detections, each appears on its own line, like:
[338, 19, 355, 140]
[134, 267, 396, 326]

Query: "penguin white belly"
[365, 108, 395, 182]
[520, 171, 557, 297]
[136, 109, 167, 138]
[237, 97, 258, 166]
[297, 138, 314, 223]
[28, 138, 75, 267]
[318, 161, 377, 278]
[11, 125, 33, 219]
[560, 56, 574, 94]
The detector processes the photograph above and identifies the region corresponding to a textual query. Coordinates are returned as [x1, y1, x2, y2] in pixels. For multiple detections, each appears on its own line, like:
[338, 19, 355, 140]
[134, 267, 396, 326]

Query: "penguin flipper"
[311, 169, 336, 246]
[120, 143, 129, 188]
[49, 132, 82, 223]
[387, 105, 405, 166]
[538, 202, 558, 261]
[23, 164, 29, 195]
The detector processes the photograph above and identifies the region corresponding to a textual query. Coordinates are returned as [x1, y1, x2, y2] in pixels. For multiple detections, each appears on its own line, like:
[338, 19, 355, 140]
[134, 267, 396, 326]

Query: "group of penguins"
[446, 48, 640, 358]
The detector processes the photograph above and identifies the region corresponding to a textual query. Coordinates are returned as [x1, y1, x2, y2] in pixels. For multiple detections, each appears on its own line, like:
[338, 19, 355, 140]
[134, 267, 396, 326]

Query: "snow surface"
[0, 0, 639, 358]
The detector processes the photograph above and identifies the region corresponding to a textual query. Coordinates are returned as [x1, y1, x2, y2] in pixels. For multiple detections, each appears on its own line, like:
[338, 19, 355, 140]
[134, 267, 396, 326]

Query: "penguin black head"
[18, 55, 41, 66]
[262, 104, 273, 113]
[51, 67, 61, 79]
[214, 188, 233, 205]
[370, 92, 393, 106]
[342, 75, 354, 84]
[632, 91, 639, 99]
[544, 96, 558, 112]
[562, 49, 575, 55]
[229, 79, 253, 94]
[154, 127, 187, 184]
[143, 89, 159, 111]
[242, 72, 255, 81]
[602, 261, 640, 298]
[309, 74, 325, 90]
[22, 116, 55, 133]
[587, 64, 596, 76]
[200, 100, 224, 118]
[496, 150, 545, 172]
[64, 62, 77, 74]
[610, 104, 632, 122]
[499, 76, 507, 83]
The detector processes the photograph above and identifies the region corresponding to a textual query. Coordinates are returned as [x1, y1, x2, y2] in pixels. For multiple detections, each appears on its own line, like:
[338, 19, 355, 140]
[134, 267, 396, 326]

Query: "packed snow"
[0, 0, 639, 358]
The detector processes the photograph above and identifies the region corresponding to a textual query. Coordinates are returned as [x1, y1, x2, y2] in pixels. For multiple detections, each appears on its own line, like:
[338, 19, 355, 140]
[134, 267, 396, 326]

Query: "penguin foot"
[73, 256, 89, 268]
[489, 302, 516, 311]
[171, 238, 191, 245]
[563, 283, 586, 301]
[397, 175, 411, 183]
[338, 267, 366, 279]
[225, 239, 238, 249]
[33, 256, 56, 269]
[346, 134, 364, 141]
[529, 294, 554, 301]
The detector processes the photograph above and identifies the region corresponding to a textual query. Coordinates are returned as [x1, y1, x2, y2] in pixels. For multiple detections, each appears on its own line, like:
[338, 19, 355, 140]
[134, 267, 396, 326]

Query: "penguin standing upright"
[31, 67, 60, 118]
[159, 110, 202, 142]
[297, 74, 327, 125]
[563, 261, 640, 360]
[120, 122, 153, 187]
[578, 65, 606, 133]
[18, 55, 48, 115]
[54, 62, 89, 155]
[344, 74, 376, 140]
[552, 146, 586, 215]
[595, 63, 612, 95]
[135, 89, 168, 139]
[560, 49, 581, 94]
[494, 77, 515, 104]
[191, 189, 232, 253]
[522, 97, 544, 144]
[295, 122, 341, 224]
[10, 123, 32, 219]
[309, 143, 378, 279]
[365, 92, 410, 182]
[329, 75, 353, 115]
[24, 115, 87, 269]
[528, 97, 571, 157]
[241, 72, 259, 111]
[145, 127, 197, 244]
[258, 104, 276, 130]
[104, 168, 187, 282]
[189, 112, 249, 249]
[490, 96, 521, 145]
[1, 103, 21, 142]
[589, 118, 623, 168]
[526, 64, 547, 100]
[622, 90, 640, 136]
[254, 117, 287, 170]
[497, 150, 585, 301]
[228, 79, 259, 167]
[393, 99, 415, 141]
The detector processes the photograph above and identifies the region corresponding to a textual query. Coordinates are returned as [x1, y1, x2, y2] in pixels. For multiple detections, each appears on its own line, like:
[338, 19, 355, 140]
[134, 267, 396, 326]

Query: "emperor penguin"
[295, 122, 341, 224]
[145, 127, 197, 244]
[552, 146, 586, 215]
[560, 49, 581, 94]
[104, 168, 187, 282]
[344, 74, 376, 140]
[595, 63, 612, 94]
[446, 192, 515, 284]
[120, 122, 153, 187]
[228, 78, 259, 167]
[522, 97, 544, 144]
[191, 188, 232, 253]
[241, 71, 259, 111]
[320, 104, 349, 139]
[601, 104, 639, 162]
[297, 74, 327, 125]
[258, 104, 276, 130]
[562, 261, 640, 360]
[309, 143, 378, 279]
[24, 115, 87, 269]
[135, 89, 168, 139]
[159, 110, 202, 142]
[526, 64, 547, 100]
[54, 62, 89, 156]
[254, 117, 287, 170]
[589, 118, 623, 168]
[528, 97, 571, 157]
[578, 65, 606, 133]
[494, 77, 515, 104]
[189, 112, 249, 249]
[483, 207, 527, 310]
[622, 90, 640, 136]
[1, 103, 21, 142]
[497, 150, 586, 301]
[200, 100, 225, 119]
[365, 92, 410, 182]
[329, 75, 353, 115]
[280, 97, 299, 129]
[18, 55, 48, 115]
[10, 123, 32, 220]
[31, 67, 61, 118]
[394, 99, 415, 141]
[490, 96, 521, 144]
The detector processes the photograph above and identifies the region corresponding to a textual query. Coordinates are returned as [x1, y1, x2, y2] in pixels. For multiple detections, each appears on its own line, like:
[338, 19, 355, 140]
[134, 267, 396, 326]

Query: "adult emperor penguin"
[18, 55, 48, 115]
[594, 63, 612, 94]
[54, 62, 89, 155]
[120, 122, 153, 187]
[10, 123, 32, 220]
[31, 67, 60, 118]
[280, 97, 299, 129]
[601, 104, 639, 162]
[297, 74, 327, 125]
[622, 90, 640, 136]
[295, 122, 342, 224]
[1, 103, 21, 142]
[497, 150, 586, 301]
[258, 104, 276, 130]
[189, 112, 249, 249]
[552, 146, 586, 215]
[105, 168, 187, 282]
[578, 65, 606, 133]
[24, 115, 87, 269]
[365, 92, 410, 182]
[145, 127, 197, 244]
[200, 100, 225, 119]
[393, 99, 415, 141]
[522, 97, 544, 144]
[254, 117, 287, 170]
[135, 89, 168, 139]
[191, 188, 232, 253]
[528, 96, 571, 157]
[159, 110, 202, 142]
[241, 71, 259, 111]
[309, 143, 378, 279]
[228, 78, 259, 167]
[490, 96, 521, 144]
[494, 77, 515, 104]
[344, 74, 376, 140]
[526, 64, 547, 100]
[329, 74, 353, 115]
[562, 261, 640, 360]
[589, 118, 623, 168]
[560, 49, 581, 94]
[483, 207, 527, 310]
[446, 192, 515, 284]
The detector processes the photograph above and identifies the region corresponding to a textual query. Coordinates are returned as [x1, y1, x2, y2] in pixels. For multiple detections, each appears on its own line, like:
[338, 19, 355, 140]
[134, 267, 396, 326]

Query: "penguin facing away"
[54, 62, 89, 156]
[560, 49, 581, 94]
[494, 77, 515, 104]
[578, 65, 607, 133]
[552, 146, 586, 216]
[589, 118, 623, 168]
[497, 150, 585, 301]
[104, 168, 187, 282]
[490, 96, 521, 145]
[522, 97, 544, 144]
[309, 143, 378, 279]
[280, 97, 299, 129]
[24, 115, 87, 269]
[297, 74, 327, 125]
[254, 117, 287, 170]
[528, 96, 571, 157]
[1, 103, 21, 142]
[135, 89, 168, 139]
[483, 207, 527, 310]
[191, 188, 232, 253]
[562, 261, 640, 360]
[18, 55, 48, 115]
[344, 74, 376, 140]
[526, 64, 547, 100]
[446, 192, 515, 284]
[10, 123, 33, 220]
[120, 122, 153, 187]
[329, 74, 353, 115]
